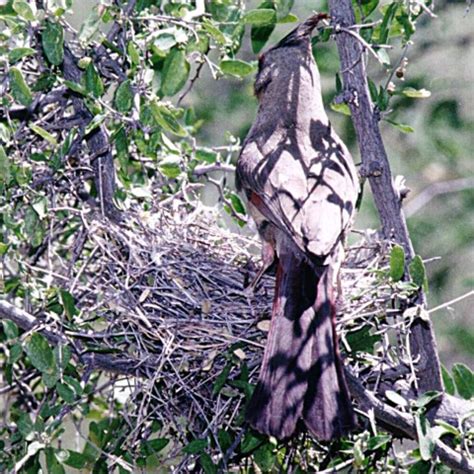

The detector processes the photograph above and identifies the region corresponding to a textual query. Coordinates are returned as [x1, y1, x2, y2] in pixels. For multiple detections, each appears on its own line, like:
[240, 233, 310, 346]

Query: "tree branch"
[328, 0, 443, 394]
[346, 372, 474, 473]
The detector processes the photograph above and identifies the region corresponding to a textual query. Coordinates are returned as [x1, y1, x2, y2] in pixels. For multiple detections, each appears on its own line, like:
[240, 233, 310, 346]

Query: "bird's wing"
[238, 128, 358, 260]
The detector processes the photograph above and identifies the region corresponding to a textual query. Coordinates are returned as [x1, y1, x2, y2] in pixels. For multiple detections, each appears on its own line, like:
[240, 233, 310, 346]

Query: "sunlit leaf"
[12, 0, 35, 21]
[220, 59, 255, 78]
[243, 8, 276, 25]
[390, 244, 405, 281]
[160, 49, 190, 97]
[42, 21, 64, 65]
[386, 119, 414, 134]
[9, 67, 33, 106]
[29, 124, 58, 146]
[8, 47, 35, 63]
[401, 87, 431, 98]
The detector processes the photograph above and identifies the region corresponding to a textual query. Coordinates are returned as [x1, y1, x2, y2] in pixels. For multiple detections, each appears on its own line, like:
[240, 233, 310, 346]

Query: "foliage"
[0, 0, 472, 472]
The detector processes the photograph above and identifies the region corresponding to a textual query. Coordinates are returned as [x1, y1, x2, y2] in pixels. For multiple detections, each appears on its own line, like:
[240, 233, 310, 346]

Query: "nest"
[17, 197, 421, 468]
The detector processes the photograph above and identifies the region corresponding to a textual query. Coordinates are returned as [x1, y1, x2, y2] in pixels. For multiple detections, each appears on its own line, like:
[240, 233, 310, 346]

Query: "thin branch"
[428, 290, 474, 314]
[404, 178, 474, 217]
[193, 162, 236, 177]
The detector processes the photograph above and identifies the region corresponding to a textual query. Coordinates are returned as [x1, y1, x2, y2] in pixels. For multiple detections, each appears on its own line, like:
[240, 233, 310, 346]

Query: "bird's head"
[254, 12, 329, 99]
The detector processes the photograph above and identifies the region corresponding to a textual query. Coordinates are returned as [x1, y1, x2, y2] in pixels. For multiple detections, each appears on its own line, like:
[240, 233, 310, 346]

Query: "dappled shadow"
[237, 22, 358, 440]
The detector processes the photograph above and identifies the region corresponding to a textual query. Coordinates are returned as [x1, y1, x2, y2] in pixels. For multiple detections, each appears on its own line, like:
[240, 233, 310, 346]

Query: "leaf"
[42, 22, 64, 65]
[78, 7, 102, 45]
[60, 289, 78, 319]
[182, 438, 207, 455]
[114, 80, 133, 113]
[220, 59, 255, 78]
[274, 0, 294, 19]
[0, 145, 10, 184]
[12, 0, 35, 21]
[361, 0, 379, 17]
[85, 63, 104, 98]
[409, 255, 428, 291]
[412, 390, 442, 409]
[213, 362, 231, 395]
[452, 363, 474, 400]
[25, 333, 55, 374]
[228, 193, 246, 215]
[241, 432, 264, 453]
[29, 124, 58, 146]
[385, 390, 409, 407]
[159, 156, 182, 179]
[367, 434, 391, 451]
[199, 453, 217, 474]
[160, 49, 190, 97]
[278, 13, 298, 23]
[195, 148, 217, 163]
[64, 80, 87, 95]
[386, 119, 414, 134]
[415, 413, 435, 461]
[441, 365, 455, 396]
[45, 448, 66, 474]
[202, 19, 227, 46]
[376, 48, 391, 65]
[379, 2, 398, 44]
[9, 47, 36, 63]
[2, 320, 19, 339]
[347, 326, 381, 354]
[32, 197, 48, 219]
[390, 244, 405, 281]
[243, 8, 276, 25]
[141, 439, 169, 456]
[150, 102, 187, 137]
[330, 102, 351, 116]
[254, 443, 275, 471]
[401, 87, 431, 99]
[59, 450, 89, 469]
[56, 382, 75, 404]
[9, 67, 33, 106]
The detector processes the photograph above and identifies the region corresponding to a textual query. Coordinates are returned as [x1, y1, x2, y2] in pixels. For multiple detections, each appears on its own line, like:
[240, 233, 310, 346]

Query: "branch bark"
[328, 0, 443, 394]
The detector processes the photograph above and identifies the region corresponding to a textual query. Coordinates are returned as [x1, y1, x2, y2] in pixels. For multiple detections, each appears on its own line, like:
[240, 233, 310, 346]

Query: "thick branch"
[328, 0, 443, 394]
[346, 372, 474, 473]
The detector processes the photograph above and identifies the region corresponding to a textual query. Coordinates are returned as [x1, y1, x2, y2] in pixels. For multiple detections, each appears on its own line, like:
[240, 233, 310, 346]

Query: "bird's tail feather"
[246, 250, 355, 440]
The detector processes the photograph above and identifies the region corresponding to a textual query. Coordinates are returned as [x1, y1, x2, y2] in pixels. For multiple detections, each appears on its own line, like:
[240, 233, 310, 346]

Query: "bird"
[236, 13, 359, 441]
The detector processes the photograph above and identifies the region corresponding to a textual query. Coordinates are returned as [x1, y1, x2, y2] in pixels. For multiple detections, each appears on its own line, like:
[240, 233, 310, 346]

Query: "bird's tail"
[246, 249, 355, 440]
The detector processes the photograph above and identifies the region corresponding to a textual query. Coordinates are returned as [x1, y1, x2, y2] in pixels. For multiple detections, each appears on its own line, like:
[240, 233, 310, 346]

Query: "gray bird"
[236, 13, 359, 440]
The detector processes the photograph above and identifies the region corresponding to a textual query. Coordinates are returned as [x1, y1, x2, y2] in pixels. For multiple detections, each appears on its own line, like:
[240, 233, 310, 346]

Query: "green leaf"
[361, 0, 379, 17]
[243, 8, 276, 25]
[56, 382, 75, 404]
[25, 333, 55, 374]
[386, 119, 414, 134]
[274, 0, 294, 19]
[12, 0, 35, 21]
[150, 102, 187, 137]
[241, 432, 264, 454]
[60, 289, 79, 319]
[9, 67, 33, 106]
[250, 1, 276, 53]
[0, 145, 10, 184]
[2, 320, 19, 339]
[29, 124, 58, 146]
[160, 49, 190, 97]
[254, 443, 275, 471]
[401, 87, 431, 99]
[415, 413, 435, 461]
[202, 19, 227, 46]
[376, 48, 390, 65]
[8, 47, 36, 63]
[278, 13, 298, 23]
[379, 2, 398, 44]
[199, 453, 217, 474]
[367, 434, 391, 451]
[85, 63, 104, 98]
[409, 255, 428, 291]
[412, 390, 442, 409]
[182, 438, 207, 455]
[42, 22, 64, 65]
[217, 430, 232, 452]
[64, 80, 87, 95]
[330, 102, 351, 116]
[390, 244, 405, 281]
[347, 326, 381, 354]
[141, 439, 169, 456]
[452, 363, 474, 400]
[441, 365, 455, 396]
[195, 148, 217, 163]
[45, 448, 66, 474]
[159, 156, 181, 179]
[220, 59, 255, 78]
[59, 450, 89, 469]
[213, 362, 231, 395]
[18, 412, 34, 437]
[127, 41, 140, 66]
[228, 193, 246, 215]
[114, 80, 133, 113]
